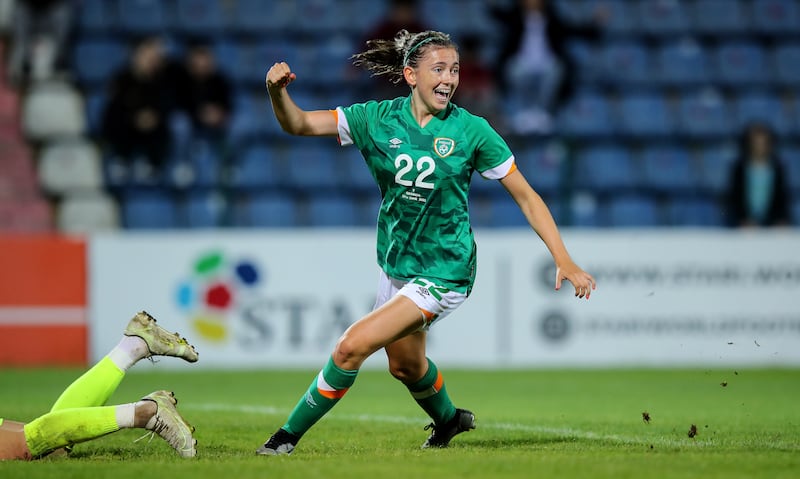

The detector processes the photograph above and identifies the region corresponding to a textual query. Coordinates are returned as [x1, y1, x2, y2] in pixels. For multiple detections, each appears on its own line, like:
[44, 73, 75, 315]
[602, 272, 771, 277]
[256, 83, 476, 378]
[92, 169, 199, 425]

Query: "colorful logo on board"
[175, 251, 261, 342]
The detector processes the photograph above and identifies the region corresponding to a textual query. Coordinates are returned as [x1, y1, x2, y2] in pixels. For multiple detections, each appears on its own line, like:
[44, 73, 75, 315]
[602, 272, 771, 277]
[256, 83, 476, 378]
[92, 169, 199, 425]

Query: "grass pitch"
[0, 367, 797, 479]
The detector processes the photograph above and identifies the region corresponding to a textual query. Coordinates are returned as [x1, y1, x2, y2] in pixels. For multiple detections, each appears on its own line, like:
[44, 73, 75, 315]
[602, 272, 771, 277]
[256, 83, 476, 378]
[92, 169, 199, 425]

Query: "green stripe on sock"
[406, 358, 456, 425]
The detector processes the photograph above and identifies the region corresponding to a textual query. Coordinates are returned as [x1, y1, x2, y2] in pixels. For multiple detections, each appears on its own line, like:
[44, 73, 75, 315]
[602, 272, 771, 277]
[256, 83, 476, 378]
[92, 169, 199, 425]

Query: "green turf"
[0, 367, 797, 479]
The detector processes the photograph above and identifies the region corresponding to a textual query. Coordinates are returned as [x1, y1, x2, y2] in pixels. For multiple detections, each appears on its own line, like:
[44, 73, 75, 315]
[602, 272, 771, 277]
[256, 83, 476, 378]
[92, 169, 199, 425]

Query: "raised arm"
[265, 62, 338, 137]
[500, 169, 596, 299]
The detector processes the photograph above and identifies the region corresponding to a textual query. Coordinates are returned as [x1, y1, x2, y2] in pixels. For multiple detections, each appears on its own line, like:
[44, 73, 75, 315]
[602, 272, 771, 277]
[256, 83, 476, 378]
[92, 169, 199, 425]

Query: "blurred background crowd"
[0, 0, 798, 232]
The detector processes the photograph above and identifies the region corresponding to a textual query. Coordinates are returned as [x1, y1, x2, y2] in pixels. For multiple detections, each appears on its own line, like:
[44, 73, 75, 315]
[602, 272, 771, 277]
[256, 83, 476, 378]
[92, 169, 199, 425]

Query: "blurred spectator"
[6, 0, 73, 86]
[725, 122, 792, 228]
[489, 0, 605, 134]
[175, 41, 232, 148]
[100, 36, 173, 183]
[454, 34, 500, 129]
[360, 0, 429, 99]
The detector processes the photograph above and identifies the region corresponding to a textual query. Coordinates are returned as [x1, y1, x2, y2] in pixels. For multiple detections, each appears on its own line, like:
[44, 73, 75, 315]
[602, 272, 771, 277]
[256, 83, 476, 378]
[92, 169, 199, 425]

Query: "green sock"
[282, 356, 358, 437]
[24, 406, 120, 457]
[49, 357, 125, 412]
[406, 358, 457, 425]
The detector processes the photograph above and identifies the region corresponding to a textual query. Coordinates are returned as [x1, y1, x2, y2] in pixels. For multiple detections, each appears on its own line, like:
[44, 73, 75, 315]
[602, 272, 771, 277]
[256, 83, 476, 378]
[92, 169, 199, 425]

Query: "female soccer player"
[257, 30, 596, 455]
[0, 312, 199, 460]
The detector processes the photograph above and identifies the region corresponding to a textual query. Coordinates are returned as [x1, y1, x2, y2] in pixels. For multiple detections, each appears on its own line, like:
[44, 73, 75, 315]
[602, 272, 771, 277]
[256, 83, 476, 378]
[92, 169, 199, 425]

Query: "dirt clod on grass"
[642, 411, 651, 424]
[688, 424, 698, 438]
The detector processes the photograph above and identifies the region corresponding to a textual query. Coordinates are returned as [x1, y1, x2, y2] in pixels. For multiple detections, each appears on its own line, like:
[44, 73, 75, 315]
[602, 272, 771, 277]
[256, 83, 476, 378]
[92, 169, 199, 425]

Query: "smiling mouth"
[434, 88, 450, 102]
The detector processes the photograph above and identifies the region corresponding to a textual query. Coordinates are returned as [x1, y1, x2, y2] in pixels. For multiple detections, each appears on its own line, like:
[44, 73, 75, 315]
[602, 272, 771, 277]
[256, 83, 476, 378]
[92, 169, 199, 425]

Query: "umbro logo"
[389, 138, 403, 148]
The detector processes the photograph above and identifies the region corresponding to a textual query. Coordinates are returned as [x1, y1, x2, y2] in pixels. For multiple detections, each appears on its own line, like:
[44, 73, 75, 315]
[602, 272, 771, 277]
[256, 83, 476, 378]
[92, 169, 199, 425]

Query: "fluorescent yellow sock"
[23, 406, 120, 458]
[49, 357, 125, 412]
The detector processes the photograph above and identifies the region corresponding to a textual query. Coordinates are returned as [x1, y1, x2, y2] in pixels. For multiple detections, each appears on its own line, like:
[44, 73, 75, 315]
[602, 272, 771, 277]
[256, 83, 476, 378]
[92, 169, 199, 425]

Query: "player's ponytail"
[351, 30, 456, 84]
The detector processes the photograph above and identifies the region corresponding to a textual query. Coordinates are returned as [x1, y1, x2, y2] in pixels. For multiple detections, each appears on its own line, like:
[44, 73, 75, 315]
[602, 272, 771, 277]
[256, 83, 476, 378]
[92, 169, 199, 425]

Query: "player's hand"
[266, 62, 296, 91]
[554, 261, 596, 300]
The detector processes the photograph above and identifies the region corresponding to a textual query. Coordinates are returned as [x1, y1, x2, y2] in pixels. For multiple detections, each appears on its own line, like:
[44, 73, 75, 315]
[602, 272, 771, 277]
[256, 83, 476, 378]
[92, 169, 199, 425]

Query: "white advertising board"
[90, 230, 800, 368]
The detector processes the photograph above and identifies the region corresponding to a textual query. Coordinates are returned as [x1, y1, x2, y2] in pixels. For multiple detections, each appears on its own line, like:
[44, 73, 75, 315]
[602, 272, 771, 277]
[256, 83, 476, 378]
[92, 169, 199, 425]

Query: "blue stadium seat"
[486, 195, 530, 227]
[606, 195, 660, 227]
[574, 145, 639, 192]
[666, 198, 724, 227]
[253, 40, 300, 81]
[733, 91, 793, 137]
[714, 42, 770, 86]
[557, 90, 616, 138]
[122, 191, 179, 229]
[564, 40, 601, 84]
[638, 0, 690, 35]
[339, 150, 377, 193]
[72, 38, 127, 87]
[657, 40, 711, 86]
[227, 93, 280, 144]
[295, 0, 350, 36]
[696, 143, 737, 195]
[618, 92, 675, 137]
[284, 144, 339, 192]
[514, 144, 564, 196]
[184, 191, 226, 228]
[691, 0, 749, 35]
[346, 0, 389, 33]
[780, 147, 800, 193]
[640, 145, 697, 193]
[175, 0, 227, 36]
[307, 194, 360, 227]
[591, 0, 639, 35]
[228, 145, 283, 190]
[233, 0, 295, 34]
[85, 91, 106, 136]
[601, 42, 651, 85]
[116, 0, 168, 34]
[238, 194, 298, 227]
[79, 0, 117, 33]
[676, 90, 732, 138]
[773, 43, 800, 86]
[167, 140, 223, 190]
[753, 0, 800, 35]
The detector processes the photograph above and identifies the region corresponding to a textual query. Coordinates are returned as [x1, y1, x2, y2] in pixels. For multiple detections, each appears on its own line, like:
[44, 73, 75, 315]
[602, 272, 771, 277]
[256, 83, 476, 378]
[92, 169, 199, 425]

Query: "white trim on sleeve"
[336, 107, 354, 146]
[480, 155, 516, 180]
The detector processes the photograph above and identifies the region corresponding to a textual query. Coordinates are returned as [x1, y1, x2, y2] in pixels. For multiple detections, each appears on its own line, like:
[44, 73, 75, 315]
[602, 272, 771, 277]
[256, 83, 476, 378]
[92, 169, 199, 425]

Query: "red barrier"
[0, 235, 87, 366]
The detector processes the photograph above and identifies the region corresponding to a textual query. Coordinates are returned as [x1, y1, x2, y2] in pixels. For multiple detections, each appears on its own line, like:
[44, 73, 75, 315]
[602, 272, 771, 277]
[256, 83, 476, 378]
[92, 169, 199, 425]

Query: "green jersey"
[336, 95, 515, 293]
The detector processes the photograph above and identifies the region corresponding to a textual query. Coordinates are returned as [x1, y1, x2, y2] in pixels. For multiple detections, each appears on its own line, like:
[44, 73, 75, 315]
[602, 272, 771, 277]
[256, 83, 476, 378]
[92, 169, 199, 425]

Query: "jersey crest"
[433, 137, 455, 158]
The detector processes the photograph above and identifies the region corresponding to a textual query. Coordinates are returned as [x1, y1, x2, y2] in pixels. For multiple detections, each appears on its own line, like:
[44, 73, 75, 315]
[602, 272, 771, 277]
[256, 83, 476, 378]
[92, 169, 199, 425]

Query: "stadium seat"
[752, 0, 800, 35]
[175, 0, 227, 36]
[236, 194, 298, 227]
[601, 42, 651, 85]
[228, 144, 283, 190]
[22, 81, 86, 140]
[591, 0, 639, 35]
[691, 0, 749, 35]
[121, 191, 179, 229]
[233, 0, 295, 34]
[780, 146, 800, 193]
[714, 42, 770, 86]
[184, 191, 226, 228]
[307, 194, 361, 227]
[57, 192, 120, 233]
[227, 93, 280, 144]
[557, 90, 616, 138]
[570, 192, 602, 227]
[72, 38, 127, 87]
[79, 0, 117, 33]
[285, 144, 340, 192]
[38, 139, 104, 196]
[666, 198, 724, 227]
[116, 0, 168, 34]
[0, 198, 53, 232]
[573, 145, 639, 193]
[606, 195, 660, 227]
[676, 89, 732, 138]
[295, 0, 351, 36]
[656, 39, 711, 86]
[339, 150, 377, 193]
[514, 143, 565, 196]
[84, 91, 106, 136]
[638, 0, 690, 35]
[773, 43, 800, 86]
[617, 92, 675, 138]
[696, 143, 737, 195]
[640, 145, 697, 193]
[733, 91, 793, 137]
[166, 139, 223, 190]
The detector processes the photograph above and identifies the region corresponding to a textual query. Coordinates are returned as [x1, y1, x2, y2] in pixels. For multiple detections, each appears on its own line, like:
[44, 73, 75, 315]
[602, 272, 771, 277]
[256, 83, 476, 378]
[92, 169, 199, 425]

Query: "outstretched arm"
[500, 169, 596, 299]
[265, 62, 338, 137]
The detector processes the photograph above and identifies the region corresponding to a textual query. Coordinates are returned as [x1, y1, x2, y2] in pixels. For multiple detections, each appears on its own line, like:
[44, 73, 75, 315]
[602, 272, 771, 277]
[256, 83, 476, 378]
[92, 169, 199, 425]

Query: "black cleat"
[256, 428, 300, 456]
[421, 408, 476, 448]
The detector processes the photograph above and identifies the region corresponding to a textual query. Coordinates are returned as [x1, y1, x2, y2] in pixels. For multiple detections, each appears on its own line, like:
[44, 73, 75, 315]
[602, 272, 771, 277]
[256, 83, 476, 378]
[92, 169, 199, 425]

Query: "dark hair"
[351, 30, 457, 84]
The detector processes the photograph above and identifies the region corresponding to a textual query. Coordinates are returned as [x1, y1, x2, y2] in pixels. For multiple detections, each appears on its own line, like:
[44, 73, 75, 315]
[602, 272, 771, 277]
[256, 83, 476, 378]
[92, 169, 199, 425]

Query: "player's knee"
[333, 336, 371, 368]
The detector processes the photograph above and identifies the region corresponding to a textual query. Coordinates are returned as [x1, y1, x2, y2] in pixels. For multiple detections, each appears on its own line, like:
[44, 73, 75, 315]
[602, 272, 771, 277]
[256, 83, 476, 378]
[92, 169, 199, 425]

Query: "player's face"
[411, 47, 460, 113]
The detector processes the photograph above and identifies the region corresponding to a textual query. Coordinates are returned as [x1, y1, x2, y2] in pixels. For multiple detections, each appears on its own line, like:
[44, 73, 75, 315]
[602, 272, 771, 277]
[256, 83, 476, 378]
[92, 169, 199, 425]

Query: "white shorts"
[373, 270, 468, 330]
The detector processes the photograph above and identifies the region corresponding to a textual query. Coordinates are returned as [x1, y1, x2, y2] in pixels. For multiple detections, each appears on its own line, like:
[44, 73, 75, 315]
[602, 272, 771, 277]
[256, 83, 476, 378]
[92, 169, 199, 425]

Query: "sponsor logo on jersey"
[434, 137, 455, 158]
[389, 137, 403, 148]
